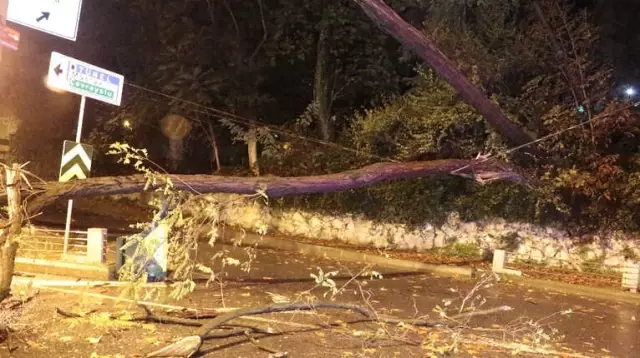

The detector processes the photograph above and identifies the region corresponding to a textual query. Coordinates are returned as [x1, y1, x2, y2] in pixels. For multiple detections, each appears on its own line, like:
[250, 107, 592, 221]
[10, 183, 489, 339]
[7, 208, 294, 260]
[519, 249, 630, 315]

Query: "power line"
[123, 80, 636, 175]
[124, 81, 400, 163]
[451, 101, 639, 175]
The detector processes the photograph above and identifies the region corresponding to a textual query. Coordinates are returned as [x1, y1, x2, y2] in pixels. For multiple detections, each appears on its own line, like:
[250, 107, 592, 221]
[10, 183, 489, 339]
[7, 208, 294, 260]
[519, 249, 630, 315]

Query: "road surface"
[23, 206, 640, 357]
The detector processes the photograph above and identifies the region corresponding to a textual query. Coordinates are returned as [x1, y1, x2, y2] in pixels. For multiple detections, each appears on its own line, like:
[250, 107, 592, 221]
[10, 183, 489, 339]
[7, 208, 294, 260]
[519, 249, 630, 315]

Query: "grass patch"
[431, 242, 483, 260]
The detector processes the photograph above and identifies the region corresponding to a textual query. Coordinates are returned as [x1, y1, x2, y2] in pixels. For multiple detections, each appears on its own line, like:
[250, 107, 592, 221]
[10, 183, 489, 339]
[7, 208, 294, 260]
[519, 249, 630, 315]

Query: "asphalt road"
[183, 242, 640, 358]
[26, 206, 640, 357]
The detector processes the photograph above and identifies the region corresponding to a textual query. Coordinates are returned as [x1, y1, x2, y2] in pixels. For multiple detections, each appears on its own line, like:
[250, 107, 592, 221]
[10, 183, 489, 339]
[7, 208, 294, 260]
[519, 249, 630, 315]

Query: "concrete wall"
[114, 192, 640, 269]
[207, 194, 640, 270]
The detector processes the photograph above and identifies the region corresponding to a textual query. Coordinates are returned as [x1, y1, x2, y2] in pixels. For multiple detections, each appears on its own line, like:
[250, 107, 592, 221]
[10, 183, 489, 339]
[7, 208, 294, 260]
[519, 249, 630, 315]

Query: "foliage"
[261, 0, 639, 233]
[108, 143, 267, 301]
[497, 232, 522, 252]
[432, 242, 483, 260]
[349, 67, 505, 161]
[78, 0, 418, 174]
[7, 0, 637, 234]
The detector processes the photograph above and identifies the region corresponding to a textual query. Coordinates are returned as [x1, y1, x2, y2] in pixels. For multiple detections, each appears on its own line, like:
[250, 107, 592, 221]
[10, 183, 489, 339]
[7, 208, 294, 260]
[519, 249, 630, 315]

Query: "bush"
[260, 1, 640, 234]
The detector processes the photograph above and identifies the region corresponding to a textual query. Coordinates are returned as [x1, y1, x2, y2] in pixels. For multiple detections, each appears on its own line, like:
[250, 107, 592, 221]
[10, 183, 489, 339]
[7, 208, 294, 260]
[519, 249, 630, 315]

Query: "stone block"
[622, 262, 640, 292]
[87, 228, 107, 264]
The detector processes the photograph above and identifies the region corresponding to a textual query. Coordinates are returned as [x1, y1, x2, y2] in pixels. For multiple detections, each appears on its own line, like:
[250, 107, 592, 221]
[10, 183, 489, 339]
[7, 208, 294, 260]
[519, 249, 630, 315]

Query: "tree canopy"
[5, 0, 639, 233]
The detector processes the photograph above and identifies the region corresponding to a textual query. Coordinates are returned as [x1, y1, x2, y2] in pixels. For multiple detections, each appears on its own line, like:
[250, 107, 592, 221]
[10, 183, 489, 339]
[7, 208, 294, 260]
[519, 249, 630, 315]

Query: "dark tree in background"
[2, 0, 639, 232]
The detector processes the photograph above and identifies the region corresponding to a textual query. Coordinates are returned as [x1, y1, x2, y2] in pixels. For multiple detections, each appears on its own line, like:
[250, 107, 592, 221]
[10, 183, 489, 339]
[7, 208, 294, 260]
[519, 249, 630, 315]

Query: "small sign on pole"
[47, 51, 125, 106]
[58, 140, 93, 182]
[7, 0, 82, 41]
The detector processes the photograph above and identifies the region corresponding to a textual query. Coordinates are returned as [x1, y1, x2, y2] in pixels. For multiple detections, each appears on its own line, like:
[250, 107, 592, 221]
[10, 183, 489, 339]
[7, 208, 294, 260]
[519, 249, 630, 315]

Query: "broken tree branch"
[147, 301, 444, 357]
[38, 286, 200, 312]
[195, 302, 386, 337]
[55, 306, 203, 327]
[138, 305, 203, 327]
[450, 305, 514, 321]
[27, 158, 522, 212]
[243, 330, 283, 355]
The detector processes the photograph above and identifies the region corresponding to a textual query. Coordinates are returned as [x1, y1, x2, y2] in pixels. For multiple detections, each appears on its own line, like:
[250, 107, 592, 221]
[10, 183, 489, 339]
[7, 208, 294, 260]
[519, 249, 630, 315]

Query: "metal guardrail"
[19, 226, 89, 259]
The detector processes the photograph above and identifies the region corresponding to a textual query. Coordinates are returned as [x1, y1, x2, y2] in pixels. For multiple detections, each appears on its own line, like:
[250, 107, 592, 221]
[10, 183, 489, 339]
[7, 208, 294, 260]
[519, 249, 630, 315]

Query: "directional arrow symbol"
[54, 64, 63, 76]
[61, 143, 92, 169]
[59, 163, 87, 182]
[59, 141, 93, 183]
[36, 12, 51, 22]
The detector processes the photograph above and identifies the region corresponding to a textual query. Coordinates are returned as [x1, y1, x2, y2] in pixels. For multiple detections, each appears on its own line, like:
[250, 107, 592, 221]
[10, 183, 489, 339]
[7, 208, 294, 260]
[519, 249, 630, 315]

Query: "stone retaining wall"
[114, 193, 640, 270]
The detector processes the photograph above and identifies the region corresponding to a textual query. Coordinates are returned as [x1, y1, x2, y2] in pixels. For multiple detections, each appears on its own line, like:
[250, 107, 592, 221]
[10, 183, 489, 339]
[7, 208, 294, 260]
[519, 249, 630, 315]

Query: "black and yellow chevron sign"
[59, 140, 94, 183]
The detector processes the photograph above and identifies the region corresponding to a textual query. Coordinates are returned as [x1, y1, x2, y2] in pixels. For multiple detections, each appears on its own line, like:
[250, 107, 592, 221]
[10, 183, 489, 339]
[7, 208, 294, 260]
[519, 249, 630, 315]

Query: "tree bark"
[206, 124, 221, 172]
[247, 129, 260, 177]
[0, 164, 21, 301]
[352, 0, 536, 148]
[314, 6, 334, 142]
[27, 158, 521, 213]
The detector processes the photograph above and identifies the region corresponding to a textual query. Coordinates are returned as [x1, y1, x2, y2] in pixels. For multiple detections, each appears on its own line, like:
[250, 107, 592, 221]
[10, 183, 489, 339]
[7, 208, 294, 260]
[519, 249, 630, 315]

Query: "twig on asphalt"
[450, 305, 513, 321]
[196, 302, 443, 338]
[1, 290, 39, 310]
[243, 329, 283, 355]
[55, 307, 92, 318]
[137, 305, 203, 327]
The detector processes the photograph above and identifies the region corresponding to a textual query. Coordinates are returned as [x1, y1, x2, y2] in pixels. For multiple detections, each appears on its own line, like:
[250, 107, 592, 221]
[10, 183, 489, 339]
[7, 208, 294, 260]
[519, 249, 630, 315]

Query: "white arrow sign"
[7, 0, 82, 41]
[47, 51, 124, 106]
[59, 140, 93, 183]
[59, 163, 87, 182]
[61, 142, 92, 170]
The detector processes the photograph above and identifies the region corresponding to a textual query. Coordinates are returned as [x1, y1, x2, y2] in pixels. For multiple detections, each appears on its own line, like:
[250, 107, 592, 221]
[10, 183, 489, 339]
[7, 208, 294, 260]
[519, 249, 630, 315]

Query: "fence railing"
[17, 224, 168, 281]
[492, 249, 640, 293]
[18, 226, 108, 264]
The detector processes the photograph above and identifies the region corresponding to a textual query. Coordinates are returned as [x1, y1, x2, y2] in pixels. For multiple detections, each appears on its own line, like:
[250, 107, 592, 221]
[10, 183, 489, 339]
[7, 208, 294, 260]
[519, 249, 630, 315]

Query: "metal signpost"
[7, 0, 82, 41]
[58, 140, 93, 254]
[47, 51, 124, 253]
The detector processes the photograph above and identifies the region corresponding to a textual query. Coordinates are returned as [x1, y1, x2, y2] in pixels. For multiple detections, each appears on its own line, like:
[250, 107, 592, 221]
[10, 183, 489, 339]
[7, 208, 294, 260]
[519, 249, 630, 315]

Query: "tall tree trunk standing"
[0, 164, 22, 301]
[352, 0, 537, 150]
[167, 139, 184, 172]
[246, 120, 260, 176]
[314, 6, 334, 142]
[206, 123, 221, 172]
[247, 133, 259, 176]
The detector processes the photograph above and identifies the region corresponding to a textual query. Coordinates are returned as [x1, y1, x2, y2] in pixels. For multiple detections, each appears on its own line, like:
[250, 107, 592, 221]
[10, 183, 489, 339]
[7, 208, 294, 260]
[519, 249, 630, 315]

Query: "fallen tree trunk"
[27, 158, 521, 212]
[352, 0, 536, 148]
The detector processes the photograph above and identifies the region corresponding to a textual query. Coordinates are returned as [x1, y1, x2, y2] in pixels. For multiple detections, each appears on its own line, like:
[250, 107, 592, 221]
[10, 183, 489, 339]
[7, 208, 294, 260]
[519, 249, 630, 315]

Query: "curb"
[223, 231, 473, 278]
[503, 274, 640, 306]
[224, 231, 640, 305]
[14, 257, 111, 281]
